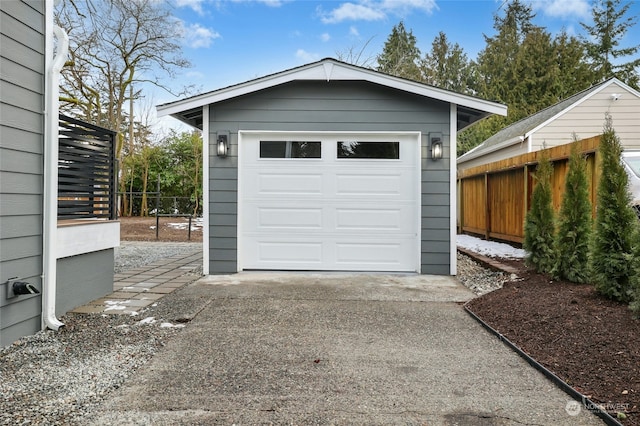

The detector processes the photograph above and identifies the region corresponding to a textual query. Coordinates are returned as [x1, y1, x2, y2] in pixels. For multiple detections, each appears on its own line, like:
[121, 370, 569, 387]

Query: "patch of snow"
[457, 234, 525, 259]
[104, 305, 127, 311]
[159, 322, 185, 329]
[138, 316, 156, 325]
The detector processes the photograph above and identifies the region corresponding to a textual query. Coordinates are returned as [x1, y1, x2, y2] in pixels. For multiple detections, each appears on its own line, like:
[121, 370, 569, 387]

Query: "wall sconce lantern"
[430, 133, 443, 160]
[217, 132, 229, 158]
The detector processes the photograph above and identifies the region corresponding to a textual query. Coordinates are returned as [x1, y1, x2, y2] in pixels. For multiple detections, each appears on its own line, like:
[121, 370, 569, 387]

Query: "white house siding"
[207, 80, 453, 275]
[0, 0, 46, 347]
[532, 82, 640, 151]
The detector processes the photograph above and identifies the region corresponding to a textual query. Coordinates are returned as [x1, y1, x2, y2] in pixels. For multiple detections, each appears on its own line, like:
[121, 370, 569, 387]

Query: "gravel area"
[0, 242, 203, 426]
[0, 245, 507, 425]
[114, 241, 202, 273]
[456, 251, 518, 295]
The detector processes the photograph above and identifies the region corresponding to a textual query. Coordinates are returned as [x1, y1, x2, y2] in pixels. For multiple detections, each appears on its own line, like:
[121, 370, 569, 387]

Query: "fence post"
[484, 173, 490, 240]
[155, 176, 160, 240]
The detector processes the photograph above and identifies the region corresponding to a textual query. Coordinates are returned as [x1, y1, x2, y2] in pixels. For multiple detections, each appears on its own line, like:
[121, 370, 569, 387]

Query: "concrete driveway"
[89, 273, 603, 425]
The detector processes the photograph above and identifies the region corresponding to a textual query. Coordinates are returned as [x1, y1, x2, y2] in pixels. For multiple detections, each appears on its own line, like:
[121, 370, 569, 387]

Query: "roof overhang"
[157, 58, 507, 131]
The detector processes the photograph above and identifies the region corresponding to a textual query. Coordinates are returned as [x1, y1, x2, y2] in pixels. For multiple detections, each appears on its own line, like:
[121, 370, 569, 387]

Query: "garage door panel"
[258, 207, 323, 229]
[336, 208, 401, 231]
[335, 242, 404, 266]
[257, 242, 323, 264]
[335, 173, 402, 196]
[257, 173, 323, 195]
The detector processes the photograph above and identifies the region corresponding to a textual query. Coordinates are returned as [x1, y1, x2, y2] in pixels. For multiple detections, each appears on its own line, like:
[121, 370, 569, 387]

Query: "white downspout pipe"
[42, 2, 68, 331]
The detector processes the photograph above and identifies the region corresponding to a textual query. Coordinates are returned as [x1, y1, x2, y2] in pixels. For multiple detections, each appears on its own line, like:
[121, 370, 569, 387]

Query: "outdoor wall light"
[430, 133, 443, 160]
[217, 133, 228, 157]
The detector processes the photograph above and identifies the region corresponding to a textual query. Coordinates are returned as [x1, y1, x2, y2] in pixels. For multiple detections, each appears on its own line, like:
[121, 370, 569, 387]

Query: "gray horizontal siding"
[56, 250, 114, 316]
[207, 80, 452, 274]
[0, 126, 43, 154]
[1, 0, 45, 346]
[0, 215, 41, 239]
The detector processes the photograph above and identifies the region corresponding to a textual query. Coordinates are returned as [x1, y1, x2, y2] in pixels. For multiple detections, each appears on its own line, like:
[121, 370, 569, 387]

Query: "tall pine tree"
[422, 31, 473, 93]
[581, 0, 640, 88]
[523, 153, 556, 274]
[376, 21, 421, 81]
[552, 141, 592, 283]
[591, 114, 637, 302]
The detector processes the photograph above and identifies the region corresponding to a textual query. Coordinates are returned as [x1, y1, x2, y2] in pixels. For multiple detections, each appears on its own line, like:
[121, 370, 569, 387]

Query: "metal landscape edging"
[464, 304, 623, 426]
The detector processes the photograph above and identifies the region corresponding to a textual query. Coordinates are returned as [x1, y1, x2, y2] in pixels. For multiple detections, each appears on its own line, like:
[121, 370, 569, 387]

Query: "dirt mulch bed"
[119, 216, 202, 242]
[466, 258, 640, 425]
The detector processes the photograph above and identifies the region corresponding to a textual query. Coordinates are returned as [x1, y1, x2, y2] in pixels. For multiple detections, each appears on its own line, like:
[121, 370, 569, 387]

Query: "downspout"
[42, 5, 69, 331]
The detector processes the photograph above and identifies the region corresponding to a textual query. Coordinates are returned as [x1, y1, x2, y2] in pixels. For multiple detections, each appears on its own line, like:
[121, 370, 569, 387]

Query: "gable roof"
[458, 77, 640, 163]
[157, 58, 506, 131]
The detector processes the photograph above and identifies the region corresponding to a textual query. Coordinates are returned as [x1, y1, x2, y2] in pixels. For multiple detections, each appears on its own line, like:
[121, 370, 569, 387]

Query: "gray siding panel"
[56, 250, 114, 316]
[1, 0, 45, 346]
[208, 80, 452, 274]
[0, 215, 41, 239]
[0, 314, 41, 348]
[0, 171, 42, 194]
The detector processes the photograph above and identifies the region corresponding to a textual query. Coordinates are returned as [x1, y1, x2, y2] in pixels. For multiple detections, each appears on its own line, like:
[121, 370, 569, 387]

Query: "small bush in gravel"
[591, 114, 638, 303]
[552, 140, 592, 283]
[524, 152, 556, 274]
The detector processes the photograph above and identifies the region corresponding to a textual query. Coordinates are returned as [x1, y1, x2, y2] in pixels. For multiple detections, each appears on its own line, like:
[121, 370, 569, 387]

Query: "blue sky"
[153, 0, 640, 129]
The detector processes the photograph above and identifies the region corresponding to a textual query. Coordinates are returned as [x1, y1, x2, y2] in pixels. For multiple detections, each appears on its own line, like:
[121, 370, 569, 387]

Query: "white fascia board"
[457, 135, 526, 165]
[157, 60, 507, 118]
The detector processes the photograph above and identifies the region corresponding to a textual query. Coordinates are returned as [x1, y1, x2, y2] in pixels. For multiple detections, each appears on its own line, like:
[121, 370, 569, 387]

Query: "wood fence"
[457, 135, 601, 244]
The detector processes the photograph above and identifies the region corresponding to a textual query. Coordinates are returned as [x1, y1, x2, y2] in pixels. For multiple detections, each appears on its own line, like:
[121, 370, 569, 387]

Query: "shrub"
[552, 141, 592, 283]
[591, 114, 637, 302]
[523, 152, 556, 274]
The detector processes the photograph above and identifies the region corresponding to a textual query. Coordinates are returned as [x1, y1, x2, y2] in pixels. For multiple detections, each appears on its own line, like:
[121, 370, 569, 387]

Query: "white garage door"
[239, 132, 420, 272]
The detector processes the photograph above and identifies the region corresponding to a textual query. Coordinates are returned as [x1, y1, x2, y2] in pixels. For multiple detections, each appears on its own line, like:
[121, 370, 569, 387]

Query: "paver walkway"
[70, 250, 202, 315]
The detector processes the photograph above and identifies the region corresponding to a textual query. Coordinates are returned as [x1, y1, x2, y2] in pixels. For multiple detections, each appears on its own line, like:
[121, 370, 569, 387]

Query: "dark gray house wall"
[56, 250, 114, 316]
[207, 80, 452, 275]
[0, 0, 46, 347]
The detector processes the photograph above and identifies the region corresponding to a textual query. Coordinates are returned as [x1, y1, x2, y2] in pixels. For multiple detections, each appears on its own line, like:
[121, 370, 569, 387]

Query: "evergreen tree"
[580, 0, 640, 88]
[554, 31, 598, 99]
[523, 153, 556, 274]
[591, 114, 637, 302]
[552, 141, 592, 283]
[629, 227, 640, 315]
[422, 31, 473, 93]
[376, 21, 422, 80]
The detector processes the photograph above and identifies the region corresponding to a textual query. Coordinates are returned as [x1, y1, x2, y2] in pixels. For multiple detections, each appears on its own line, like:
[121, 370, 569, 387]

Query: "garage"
[157, 58, 507, 275]
[239, 132, 420, 272]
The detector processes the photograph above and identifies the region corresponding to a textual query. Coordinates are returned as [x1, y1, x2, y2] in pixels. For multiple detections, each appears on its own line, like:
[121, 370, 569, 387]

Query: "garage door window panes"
[337, 141, 400, 159]
[260, 141, 321, 158]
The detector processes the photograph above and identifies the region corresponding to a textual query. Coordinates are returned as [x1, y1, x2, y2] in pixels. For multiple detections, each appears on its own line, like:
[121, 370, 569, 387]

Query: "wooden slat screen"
[58, 114, 117, 220]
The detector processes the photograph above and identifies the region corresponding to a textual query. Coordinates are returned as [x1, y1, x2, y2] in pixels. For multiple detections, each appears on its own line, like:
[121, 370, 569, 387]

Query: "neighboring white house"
[158, 58, 506, 276]
[457, 78, 640, 172]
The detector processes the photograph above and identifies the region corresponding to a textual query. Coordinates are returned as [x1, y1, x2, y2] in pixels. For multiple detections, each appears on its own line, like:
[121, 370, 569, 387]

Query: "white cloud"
[319, 0, 437, 24]
[231, 0, 286, 6]
[175, 0, 205, 14]
[349, 26, 360, 37]
[319, 3, 386, 24]
[530, 0, 591, 20]
[320, 32, 331, 42]
[296, 49, 320, 62]
[178, 22, 221, 48]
